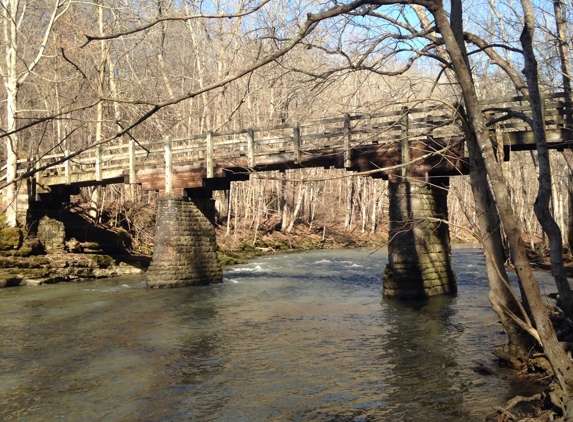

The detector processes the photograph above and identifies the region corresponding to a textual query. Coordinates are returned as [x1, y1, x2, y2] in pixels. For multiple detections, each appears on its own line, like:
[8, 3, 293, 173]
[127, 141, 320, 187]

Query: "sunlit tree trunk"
[519, 0, 573, 320]
[551, 0, 573, 252]
[0, 0, 69, 227]
[287, 182, 306, 233]
[430, 0, 573, 390]
[344, 177, 354, 230]
[2, 0, 20, 227]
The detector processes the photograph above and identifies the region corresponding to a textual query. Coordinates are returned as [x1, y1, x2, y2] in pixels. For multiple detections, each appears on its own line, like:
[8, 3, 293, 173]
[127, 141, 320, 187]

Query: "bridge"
[1, 92, 572, 298]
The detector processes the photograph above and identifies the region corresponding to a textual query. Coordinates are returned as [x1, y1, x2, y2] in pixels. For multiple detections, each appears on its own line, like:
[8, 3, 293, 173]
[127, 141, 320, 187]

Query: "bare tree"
[1, 0, 70, 227]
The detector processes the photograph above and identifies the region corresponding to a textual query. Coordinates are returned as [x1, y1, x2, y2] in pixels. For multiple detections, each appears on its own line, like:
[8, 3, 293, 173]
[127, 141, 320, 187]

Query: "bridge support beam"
[146, 195, 223, 288]
[383, 177, 457, 299]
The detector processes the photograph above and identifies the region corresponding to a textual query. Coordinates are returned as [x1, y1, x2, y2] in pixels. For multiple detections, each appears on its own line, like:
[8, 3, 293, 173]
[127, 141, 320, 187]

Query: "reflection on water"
[0, 249, 543, 421]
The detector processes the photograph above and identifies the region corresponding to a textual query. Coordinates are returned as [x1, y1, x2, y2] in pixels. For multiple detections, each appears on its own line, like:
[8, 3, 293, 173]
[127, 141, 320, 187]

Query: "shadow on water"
[0, 249, 542, 422]
[132, 286, 228, 421]
[0, 280, 226, 421]
[381, 296, 467, 420]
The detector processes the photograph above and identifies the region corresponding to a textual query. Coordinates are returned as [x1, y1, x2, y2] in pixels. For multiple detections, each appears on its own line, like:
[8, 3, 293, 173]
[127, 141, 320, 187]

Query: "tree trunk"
[371, 184, 378, 233]
[287, 182, 306, 233]
[519, 0, 573, 320]
[344, 177, 354, 230]
[551, 0, 573, 253]
[429, 1, 573, 391]
[226, 184, 232, 236]
[279, 172, 289, 231]
[1, 0, 69, 227]
[462, 108, 533, 362]
[2, 0, 19, 227]
[420, 0, 531, 360]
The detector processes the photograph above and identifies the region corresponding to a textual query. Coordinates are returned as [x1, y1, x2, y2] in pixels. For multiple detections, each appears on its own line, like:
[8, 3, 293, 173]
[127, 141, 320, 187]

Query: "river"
[0, 248, 546, 421]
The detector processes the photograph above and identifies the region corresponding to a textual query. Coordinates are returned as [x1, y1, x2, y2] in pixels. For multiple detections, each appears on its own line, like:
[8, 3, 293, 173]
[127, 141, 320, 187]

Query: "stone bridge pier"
[145, 179, 456, 296]
[146, 192, 222, 288]
[383, 177, 457, 299]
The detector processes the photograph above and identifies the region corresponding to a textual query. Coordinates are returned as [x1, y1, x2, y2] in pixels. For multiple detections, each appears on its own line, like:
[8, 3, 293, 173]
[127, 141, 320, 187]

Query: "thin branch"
[0, 100, 101, 140]
[60, 48, 88, 80]
[94, 0, 373, 140]
[82, 0, 273, 46]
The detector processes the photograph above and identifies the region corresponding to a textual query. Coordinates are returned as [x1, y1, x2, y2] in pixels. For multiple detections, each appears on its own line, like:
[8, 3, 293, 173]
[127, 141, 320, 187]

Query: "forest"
[2, 0, 573, 417]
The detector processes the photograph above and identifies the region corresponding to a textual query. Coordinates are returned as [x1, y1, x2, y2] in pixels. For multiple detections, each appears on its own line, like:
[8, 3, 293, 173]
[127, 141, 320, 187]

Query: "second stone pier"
[383, 177, 457, 299]
[146, 195, 222, 287]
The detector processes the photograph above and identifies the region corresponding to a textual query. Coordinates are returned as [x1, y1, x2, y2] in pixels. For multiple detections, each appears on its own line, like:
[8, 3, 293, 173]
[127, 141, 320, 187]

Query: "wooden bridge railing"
[481, 91, 572, 147]
[0, 92, 571, 189]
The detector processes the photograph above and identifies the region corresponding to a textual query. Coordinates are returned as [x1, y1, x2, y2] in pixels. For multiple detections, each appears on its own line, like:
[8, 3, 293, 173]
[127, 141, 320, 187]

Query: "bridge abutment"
[383, 177, 457, 299]
[146, 196, 223, 288]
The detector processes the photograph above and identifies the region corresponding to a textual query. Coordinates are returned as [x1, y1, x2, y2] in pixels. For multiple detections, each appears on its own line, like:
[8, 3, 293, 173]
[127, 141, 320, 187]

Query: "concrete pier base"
[146, 196, 222, 288]
[383, 177, 457, 299]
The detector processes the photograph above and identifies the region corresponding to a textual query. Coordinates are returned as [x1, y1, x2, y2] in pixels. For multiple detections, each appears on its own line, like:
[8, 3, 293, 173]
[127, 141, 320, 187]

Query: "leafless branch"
[82, 0, 274, 46]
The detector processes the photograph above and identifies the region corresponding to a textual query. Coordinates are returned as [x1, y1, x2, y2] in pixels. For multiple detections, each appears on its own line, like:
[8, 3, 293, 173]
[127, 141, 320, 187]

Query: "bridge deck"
[2, 92, 572, 195]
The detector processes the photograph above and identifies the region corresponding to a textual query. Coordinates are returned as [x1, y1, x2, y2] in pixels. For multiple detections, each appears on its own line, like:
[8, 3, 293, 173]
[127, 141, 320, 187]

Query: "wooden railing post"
[129, 140, 136, 184]
[293, 123, 301, 165]
[34, 156, 41, 201]
[400, 106, 410, 179]
[206, 132, 214, 178]
[453, 103, 469, 158]
[64, 150, 70, 185]
[247, 128, 255, 168]
[343, 114, 351, 168]
[95, 145, 102, 182]
[540, 91, 547, 131]
[165, 136, 172, 196]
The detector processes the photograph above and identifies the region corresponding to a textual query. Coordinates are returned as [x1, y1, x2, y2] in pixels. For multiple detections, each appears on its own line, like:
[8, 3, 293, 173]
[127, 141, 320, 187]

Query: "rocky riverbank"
[0, 213, 151, 287]
[0, 254, 150, 287]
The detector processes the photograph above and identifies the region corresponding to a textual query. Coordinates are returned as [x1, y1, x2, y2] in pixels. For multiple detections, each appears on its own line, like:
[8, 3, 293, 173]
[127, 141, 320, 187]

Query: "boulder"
[65, 238, 83, 253]
[37, 216, 65, 254]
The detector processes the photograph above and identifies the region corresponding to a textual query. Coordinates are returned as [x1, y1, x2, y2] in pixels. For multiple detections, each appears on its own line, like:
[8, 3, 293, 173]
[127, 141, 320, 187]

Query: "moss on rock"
[88, 254, 115, 268]
[13, 238, 43, 257]
[0, 227, 23, 251]
[217, 251, 248, 267]
[0, 255, 49, 269]
[82, 242, 103, 253]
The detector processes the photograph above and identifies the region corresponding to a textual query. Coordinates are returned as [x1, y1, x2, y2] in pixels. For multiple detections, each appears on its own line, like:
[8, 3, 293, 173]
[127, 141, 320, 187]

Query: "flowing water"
[0, 248, 548, 421]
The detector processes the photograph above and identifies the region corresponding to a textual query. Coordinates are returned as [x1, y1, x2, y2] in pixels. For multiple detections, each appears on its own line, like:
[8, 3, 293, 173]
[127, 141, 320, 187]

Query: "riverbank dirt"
[484, 245, 573, 422]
